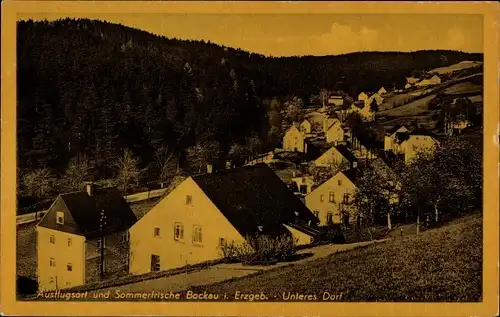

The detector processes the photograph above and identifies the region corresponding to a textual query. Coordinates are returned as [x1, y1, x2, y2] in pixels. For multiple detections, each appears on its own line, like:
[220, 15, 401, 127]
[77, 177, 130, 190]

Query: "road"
[87, 240, 386, 297]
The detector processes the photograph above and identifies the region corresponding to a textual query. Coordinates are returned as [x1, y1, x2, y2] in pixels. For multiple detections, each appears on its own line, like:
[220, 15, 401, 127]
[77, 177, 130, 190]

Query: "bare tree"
[23, 168, 54, 199]
[186, 141, 222, 173]
[114, 149, 140, 194]
[155, 146, 175, 186]
[284, 96, 304, 123]
[64, 155, 93, 192]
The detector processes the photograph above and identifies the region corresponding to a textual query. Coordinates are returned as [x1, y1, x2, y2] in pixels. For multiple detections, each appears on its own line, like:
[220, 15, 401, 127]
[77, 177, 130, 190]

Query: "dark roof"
[342, 168, 362, 185]
[335, 144, 358, 163]
[386, 125, 407, 135]
[192, 164, 319, 238]
[394, 131, 411, 143]
[60, 187, 137, 239]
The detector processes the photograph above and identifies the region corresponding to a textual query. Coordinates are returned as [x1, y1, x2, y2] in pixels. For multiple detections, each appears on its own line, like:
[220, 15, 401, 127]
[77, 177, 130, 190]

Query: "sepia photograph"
[1, 1, 499, 316]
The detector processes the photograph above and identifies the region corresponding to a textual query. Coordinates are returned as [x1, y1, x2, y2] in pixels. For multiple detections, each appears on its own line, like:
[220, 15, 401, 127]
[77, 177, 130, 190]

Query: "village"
[16, 59, 483, 297]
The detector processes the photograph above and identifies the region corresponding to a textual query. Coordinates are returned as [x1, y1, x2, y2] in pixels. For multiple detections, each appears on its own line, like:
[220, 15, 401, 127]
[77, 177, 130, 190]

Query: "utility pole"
[99, 209, 107, 279]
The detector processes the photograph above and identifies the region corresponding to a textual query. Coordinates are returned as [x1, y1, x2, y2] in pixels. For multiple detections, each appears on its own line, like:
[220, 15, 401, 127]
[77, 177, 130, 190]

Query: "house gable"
[38, 196, 84, 236]
[128, 177, 245, 275]
[315, 146, 345, 167]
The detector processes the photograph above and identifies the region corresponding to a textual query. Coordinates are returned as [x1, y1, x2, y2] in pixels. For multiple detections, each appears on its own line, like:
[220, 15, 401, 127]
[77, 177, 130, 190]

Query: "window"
[49, 258, 55, 267]
[219, 238, 226, 247]
[56, 211, 64, 224]
[49, 277, 55, 284]
[68, 238, 72, 247]
[313, 211, 320, 218]
[338, 179, 342, 186]
[185, 195, 192, 205]
[343, 193, 350, 204]
[151, 254, 160, 272]
[320, 194, 324, 202]
[174, 223, 184, 241]
[154, 227, 161, 238]
[326, 213, 333, 224]
[329, 191, 335, 203]
[49, 235, 55, 244]
[122, 232, 129, 242]
[97, 238, 106, 250]
[192, 225, 203, 244]
[67, 263, 73, 272]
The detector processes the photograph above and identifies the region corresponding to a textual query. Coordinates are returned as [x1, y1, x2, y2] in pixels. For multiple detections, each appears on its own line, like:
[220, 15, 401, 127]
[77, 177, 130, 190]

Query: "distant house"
[36, 184, 138, 291]
[323, 95, 344, 112]
[364, 93, 384, 107]
[325, 121, 345, 144]
[358, 92, 369, 101]
[305, 169, 361, 226]
[406, 77, 420, 86]
[314, 144, 358, 169]
[350, 101, 376, 122]
[416, 75, 441, 87]
[444, 119, 472, 136]
[299, 119, 312, 134]
[291, 175, 315, 195]
[128, 164, 323, 275]
[323, 117, 341, 133]
[400, 129, 440, 164]
[378, 87, 387, 95]
[384, 125, 410, 152]
[283, 125, 308, 153]
[404, 83, 412, 90]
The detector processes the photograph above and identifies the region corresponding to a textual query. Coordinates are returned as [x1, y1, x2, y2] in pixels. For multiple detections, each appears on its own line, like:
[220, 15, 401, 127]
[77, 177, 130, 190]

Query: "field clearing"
[444, 82, 482, 95]
[430, 61, 483, 75]
[378, 95, 436, 117]
[191, 214, 482, 301]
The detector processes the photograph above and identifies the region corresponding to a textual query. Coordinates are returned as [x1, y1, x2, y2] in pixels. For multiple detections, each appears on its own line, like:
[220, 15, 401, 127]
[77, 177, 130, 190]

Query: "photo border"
[2, 1, 499, 316]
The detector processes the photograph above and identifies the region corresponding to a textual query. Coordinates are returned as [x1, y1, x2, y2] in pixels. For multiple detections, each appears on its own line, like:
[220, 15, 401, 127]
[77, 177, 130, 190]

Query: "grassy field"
[190, 214, 482, 301]
[430, 61, 483, 75]
[378, 94, 436, 117]
[444, 82, 483, 95]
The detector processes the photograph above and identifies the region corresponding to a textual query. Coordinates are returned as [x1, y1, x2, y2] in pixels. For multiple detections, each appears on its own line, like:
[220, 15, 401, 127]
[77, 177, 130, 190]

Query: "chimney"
[86, 182, 94, 196]
[207, 164, 213, 174]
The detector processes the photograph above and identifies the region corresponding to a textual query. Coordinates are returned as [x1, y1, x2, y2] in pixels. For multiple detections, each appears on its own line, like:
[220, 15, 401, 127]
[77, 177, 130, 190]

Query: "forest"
[16, 18, 483, 205]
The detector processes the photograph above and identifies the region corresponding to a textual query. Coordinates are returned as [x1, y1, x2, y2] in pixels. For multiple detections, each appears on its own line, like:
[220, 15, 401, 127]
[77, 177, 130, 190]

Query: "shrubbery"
[219, 234, 299, 265]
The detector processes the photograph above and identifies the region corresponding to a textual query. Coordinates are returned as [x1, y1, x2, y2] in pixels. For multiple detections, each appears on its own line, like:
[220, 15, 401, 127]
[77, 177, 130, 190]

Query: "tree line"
[17, 18, 482, 205]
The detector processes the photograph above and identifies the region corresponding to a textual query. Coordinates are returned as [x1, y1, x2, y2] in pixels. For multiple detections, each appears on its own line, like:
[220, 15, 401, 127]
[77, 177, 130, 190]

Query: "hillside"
[189, 214, 482, 301]
[17, 18, 482, 188]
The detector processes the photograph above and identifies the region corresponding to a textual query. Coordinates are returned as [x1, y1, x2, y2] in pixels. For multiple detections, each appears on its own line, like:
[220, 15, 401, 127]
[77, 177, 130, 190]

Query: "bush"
[218, 234, 299, 265]
[17, 276, 38, 295]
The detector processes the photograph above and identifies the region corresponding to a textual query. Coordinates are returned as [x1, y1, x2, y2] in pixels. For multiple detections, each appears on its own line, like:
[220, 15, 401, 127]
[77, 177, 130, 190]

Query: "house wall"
[326, 124, 344, 144]
[403, 136, 438, 164]
[36, 226, 85, 291]
[284, 225, 313, 246]
[291, 177, 314, 194]
[84, 231, 130, 283]
[314, 147, 347, 168]
[300, 121, 312, 134]
[305, 173, 357, 226]
[283, 127, 306, 153]
[129, 178, 245, 275]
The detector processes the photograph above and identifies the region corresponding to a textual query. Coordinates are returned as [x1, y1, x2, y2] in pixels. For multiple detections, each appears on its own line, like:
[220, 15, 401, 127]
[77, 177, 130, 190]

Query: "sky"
[19, 13, 483, 57]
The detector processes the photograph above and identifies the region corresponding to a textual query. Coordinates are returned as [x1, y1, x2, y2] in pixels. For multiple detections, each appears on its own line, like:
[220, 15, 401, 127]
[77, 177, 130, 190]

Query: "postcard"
[1, 1, 499, 316]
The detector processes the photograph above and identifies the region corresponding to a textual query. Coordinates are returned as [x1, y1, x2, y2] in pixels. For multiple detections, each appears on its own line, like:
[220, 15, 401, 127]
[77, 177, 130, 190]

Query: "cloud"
[310, 23, 381, 55]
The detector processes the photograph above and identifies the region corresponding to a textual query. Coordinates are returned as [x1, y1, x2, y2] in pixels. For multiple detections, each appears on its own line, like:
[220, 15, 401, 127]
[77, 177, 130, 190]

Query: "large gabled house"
[400, 128, 440, 164]
[314, 144, 358, 169]
[305, 169, 361, 226]
[128, 164, 323, 275]
[283, 125, 308, 153]
[325, 120, 345, 144]
[36, 184, 137, 291]
[384, 125, 410, 152]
